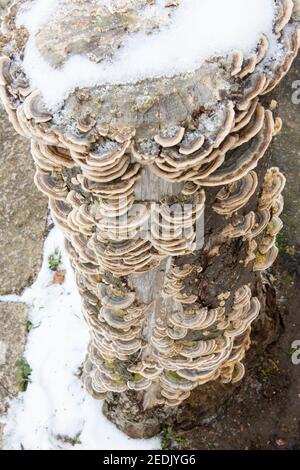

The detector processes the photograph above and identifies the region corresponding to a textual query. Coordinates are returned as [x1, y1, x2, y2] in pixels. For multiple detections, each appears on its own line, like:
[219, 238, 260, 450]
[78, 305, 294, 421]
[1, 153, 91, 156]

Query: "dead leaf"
[275, 438, 286, 447]
[52, 270, 66, 285]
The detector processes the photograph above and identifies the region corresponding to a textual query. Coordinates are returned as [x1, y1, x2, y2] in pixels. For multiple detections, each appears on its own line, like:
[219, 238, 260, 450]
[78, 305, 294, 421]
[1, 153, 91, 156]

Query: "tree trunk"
[0, 0, 299, 439]
[101, 151, 283, 438]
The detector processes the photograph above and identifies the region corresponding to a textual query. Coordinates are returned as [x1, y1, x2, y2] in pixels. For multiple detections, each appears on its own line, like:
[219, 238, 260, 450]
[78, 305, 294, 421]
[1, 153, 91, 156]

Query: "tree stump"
[0, 0, 299, 437]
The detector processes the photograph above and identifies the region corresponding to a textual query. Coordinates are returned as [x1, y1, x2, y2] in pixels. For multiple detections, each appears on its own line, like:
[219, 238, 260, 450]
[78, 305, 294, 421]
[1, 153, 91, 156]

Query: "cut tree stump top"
[1, 0, 299, 141]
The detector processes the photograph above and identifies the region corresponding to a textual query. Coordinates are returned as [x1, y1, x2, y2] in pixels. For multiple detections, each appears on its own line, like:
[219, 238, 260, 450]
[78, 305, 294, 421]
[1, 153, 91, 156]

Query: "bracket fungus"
[0, 0, 299, 435]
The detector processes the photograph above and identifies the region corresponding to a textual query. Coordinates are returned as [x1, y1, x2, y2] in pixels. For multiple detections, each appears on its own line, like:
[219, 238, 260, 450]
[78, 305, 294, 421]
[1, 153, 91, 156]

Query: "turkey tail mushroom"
[0, 0, 298, 421]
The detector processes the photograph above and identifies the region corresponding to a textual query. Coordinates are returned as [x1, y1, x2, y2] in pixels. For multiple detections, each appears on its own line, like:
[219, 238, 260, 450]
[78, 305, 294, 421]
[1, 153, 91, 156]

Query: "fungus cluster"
[149, 267, 260, 406]
[0, 0, 298, 410]
[253, 167, 286, 271]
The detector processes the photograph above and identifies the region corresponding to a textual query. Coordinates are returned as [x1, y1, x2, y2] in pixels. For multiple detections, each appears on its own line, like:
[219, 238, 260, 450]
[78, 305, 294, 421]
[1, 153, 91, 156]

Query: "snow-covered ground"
[0, 226, 160, 450]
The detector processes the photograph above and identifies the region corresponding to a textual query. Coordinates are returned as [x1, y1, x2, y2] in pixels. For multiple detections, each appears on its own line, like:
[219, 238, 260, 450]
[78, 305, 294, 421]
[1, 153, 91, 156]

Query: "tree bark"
[101, 150, 282, 438]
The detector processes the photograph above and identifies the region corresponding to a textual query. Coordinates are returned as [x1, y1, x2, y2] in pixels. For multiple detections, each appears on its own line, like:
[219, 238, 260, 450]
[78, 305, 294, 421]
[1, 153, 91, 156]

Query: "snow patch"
[16, 0, 277, 110]
[1, 226, 160, 450]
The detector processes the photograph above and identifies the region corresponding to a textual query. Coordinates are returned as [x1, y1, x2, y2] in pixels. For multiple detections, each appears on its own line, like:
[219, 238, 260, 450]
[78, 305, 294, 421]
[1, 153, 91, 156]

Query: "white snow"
[16, 0, 277, 110]
[0, 226, 160, 450]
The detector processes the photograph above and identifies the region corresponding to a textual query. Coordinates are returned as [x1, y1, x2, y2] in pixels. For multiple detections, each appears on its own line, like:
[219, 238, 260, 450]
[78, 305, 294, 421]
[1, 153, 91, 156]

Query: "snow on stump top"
[0, 0, 299, 145]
